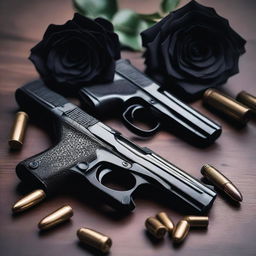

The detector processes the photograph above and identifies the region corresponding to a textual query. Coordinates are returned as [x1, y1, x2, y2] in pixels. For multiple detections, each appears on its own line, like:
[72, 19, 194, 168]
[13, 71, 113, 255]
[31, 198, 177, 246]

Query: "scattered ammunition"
[77, 228, 112, 253]
[9, 111, 29, 150]
[184, 216, 209, 228]
[201, 164, 243, 202]
[203, 89, 251, 125]
[236, 91, 256, 116]
[172, 220, 190, 243]
[145, 217, 167, 239]
[156, 212, 175, 234]
[12, 189, 46, 213]
[38, 205, 73, 231]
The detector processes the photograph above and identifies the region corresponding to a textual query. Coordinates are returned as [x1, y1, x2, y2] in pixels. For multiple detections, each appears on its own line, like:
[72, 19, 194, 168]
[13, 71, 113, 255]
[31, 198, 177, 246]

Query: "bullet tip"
[224, 183, 243, 202]
[11, 190, 46, 214]
[12, 203, 20, 213]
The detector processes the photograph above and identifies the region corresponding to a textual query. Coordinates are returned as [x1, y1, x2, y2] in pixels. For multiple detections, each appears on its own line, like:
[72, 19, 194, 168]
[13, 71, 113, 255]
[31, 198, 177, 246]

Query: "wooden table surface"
[0, 0, 256, 255]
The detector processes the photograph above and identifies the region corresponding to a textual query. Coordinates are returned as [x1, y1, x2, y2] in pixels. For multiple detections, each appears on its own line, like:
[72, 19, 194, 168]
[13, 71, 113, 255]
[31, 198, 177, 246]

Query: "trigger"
[122, 104, 160, 137]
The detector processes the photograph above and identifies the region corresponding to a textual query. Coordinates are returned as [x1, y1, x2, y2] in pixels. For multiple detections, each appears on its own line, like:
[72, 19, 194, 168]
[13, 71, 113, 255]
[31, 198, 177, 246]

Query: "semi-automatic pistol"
[15, 80, 216, 213]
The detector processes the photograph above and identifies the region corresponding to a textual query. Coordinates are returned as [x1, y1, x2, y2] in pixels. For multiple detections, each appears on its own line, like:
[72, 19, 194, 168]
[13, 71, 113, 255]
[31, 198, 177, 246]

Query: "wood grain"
[0, 1, 256, 256]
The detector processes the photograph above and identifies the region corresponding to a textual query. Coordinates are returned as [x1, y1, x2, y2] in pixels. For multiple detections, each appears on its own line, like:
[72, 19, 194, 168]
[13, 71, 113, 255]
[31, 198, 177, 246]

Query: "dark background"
[0, 0, 256, 255]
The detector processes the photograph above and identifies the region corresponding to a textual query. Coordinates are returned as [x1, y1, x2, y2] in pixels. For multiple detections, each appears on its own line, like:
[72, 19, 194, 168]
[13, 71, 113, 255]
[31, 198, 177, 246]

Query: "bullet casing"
[9, 111, 29, 149]
[156, 212, 175, 234]
[203, 89, 251, 125]
[236, 91, 256, 115]
[202, 164, 229, 186]
[172, 220, 190, 243]
[184, 216, 209, 227]
[145, 217, 167, 239]
[38, 205, 73, 230]
[12, 189, 46, 213]
[201, 164, 243, 202]
[77, 228, 112, 253]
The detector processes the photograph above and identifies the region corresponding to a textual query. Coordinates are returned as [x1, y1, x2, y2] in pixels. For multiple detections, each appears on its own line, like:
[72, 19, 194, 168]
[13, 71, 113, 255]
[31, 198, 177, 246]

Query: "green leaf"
[115, 31, 142, 51]
[139, 12, 162, 27]
[161, 0, 180, 13]
[73, 0, 118, 20]
[139, 12, 162, 22]
[112, 9, 142, 35]
[112, 9, 151, 51]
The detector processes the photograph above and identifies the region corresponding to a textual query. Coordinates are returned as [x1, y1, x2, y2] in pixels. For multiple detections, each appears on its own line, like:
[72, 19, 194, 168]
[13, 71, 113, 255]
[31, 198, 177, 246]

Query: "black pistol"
[80, 59, 221, 146]
[15, 80, 216, 213]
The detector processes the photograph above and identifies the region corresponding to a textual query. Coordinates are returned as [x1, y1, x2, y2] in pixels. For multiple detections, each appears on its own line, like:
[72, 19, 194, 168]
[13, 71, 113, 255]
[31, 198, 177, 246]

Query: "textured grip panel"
[16, 122, 101, 193]
[64, 106, 98, 128]
[24, 80, 68, 107]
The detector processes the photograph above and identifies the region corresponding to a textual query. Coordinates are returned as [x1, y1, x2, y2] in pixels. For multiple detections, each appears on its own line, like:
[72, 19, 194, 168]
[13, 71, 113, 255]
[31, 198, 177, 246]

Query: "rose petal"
[145, 33, 165, 71]
[29, 52, 49, 78]
[73, 13, 105, 33]
[95, 18, 114, 32]
[161, 35, 184, 80]
[43, 20, 75, 39]
[141, 14, 172, 44]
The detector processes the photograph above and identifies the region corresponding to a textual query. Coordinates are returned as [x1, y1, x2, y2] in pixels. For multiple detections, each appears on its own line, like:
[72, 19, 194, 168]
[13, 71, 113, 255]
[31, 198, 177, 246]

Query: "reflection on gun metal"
[80, 59, 222, 146]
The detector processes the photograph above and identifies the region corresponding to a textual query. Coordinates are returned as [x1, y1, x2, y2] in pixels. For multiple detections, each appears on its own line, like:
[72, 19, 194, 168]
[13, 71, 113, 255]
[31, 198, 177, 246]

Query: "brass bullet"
[201, 164, 243, 202]
[145, 217, 167, 239]
[9, 111, 29, 149]
[156, 212, 175, 234]
[38, 205, 73, 230]
[172, 220, 190, 243]
[77, 228, 112, 253]
[12, 189, 46, 213]
[184, 216, 209, 228]
[203, 89, 251, 125]
[236, 91, 256, 116]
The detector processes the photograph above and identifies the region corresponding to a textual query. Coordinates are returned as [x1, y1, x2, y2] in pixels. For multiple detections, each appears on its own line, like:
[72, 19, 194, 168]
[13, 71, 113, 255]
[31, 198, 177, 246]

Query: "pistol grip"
[16, 121, 100, 194]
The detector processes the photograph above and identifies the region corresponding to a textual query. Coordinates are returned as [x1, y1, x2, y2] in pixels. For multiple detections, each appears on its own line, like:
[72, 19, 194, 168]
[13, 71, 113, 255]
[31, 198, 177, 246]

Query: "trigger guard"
[84, 165, 149, 211]
[122, 104, 160, 137]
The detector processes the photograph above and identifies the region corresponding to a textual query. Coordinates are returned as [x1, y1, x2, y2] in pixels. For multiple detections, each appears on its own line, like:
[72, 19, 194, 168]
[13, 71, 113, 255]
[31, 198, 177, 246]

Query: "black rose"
[29, 13, 120, 93]
[141, 0, 246, 101]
